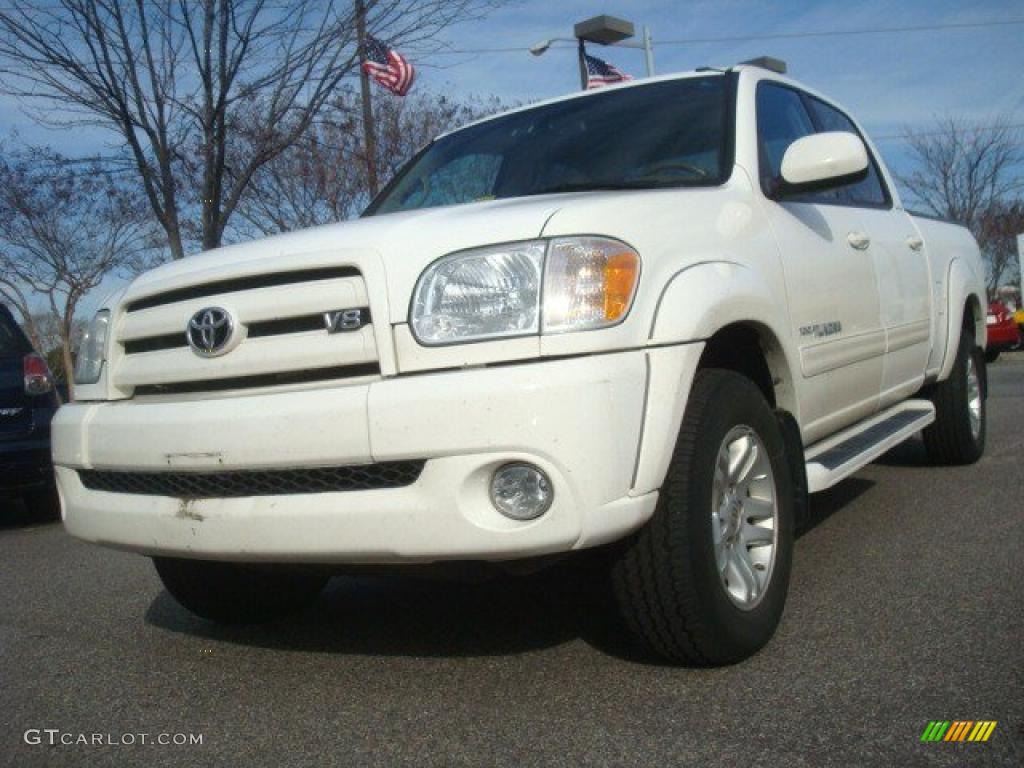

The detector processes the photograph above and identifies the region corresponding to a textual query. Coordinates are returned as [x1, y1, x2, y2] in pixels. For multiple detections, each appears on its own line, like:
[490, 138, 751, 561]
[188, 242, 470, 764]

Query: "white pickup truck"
[55, 61, 987, 665]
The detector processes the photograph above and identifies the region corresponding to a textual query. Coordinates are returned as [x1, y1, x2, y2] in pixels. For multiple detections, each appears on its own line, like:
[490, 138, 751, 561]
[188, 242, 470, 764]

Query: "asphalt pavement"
[2, 358, 1022, 767]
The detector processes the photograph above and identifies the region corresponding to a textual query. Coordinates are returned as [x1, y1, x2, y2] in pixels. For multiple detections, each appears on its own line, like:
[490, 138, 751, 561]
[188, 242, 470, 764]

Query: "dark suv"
[1, 304, 59, 517]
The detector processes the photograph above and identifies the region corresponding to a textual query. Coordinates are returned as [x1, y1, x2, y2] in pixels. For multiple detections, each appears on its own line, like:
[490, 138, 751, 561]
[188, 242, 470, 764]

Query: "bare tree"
[898, 116, 1024, 293]
[0, 148, 156, 399]
[235, 88, 509, 235]
[28, 311, 86, 383]
[29, 312, 72, 357]
[0, 0, 510, 259]
[975, 200, 1024, 295]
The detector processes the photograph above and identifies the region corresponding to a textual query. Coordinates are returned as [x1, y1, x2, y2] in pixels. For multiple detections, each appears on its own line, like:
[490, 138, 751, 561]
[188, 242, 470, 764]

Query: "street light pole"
[642, 26, 655, 77]
[531, 16, 655, 87]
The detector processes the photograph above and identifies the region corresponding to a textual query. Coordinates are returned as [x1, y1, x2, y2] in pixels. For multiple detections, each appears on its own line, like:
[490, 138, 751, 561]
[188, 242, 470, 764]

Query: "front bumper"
[54, 350, 678, 563]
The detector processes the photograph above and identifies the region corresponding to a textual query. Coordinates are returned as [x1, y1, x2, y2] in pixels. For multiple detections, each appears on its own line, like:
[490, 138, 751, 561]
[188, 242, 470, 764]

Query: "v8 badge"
[324, 308, 370, 333]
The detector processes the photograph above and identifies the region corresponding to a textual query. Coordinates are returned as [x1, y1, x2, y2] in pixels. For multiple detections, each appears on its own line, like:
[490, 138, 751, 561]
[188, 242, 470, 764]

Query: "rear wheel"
[153, 557, 329, 624]
[610, 369, 794, 666]
[923, 327, 986, 465]
[984, 348, 1000, 364]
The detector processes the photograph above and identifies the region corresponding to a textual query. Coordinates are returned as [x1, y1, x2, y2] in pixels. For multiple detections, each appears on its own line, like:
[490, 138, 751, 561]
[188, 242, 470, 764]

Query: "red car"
[985, 301, 1021, 362]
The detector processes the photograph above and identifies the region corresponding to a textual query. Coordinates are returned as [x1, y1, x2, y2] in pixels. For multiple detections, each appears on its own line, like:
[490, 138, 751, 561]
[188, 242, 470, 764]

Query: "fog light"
[490, 463, 553, 521]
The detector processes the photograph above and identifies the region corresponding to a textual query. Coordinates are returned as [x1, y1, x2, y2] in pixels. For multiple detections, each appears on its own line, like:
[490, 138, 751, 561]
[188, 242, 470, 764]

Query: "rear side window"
[804, 96, 890, 207]
[0, 310, 29, 357]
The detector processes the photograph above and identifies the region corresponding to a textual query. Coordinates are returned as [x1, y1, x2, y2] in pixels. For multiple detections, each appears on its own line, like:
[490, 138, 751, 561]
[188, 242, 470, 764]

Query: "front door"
[799, 94, 932, 406]
[755, 81, 885, 444]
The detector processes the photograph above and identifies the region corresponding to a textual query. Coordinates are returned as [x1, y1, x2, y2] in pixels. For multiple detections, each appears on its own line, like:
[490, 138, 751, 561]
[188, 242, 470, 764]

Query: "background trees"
[0, 148, 156, 399]
[898, 116, 1023, 295]
[0, 0, 508, 258]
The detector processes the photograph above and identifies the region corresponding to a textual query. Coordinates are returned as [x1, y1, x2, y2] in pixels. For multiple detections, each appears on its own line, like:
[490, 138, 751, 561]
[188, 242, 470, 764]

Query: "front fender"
[629, 260, 799, 496]
[649, 260, 790, 346]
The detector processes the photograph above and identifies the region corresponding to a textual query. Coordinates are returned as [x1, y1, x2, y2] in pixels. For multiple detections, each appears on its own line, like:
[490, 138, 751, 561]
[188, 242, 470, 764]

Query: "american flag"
[585, 54, 633, 89]
[362, 34, 416, 96]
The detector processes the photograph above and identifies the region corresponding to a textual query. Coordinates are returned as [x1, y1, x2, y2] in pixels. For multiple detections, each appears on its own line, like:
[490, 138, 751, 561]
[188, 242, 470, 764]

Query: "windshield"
[367, 75, 731, 216]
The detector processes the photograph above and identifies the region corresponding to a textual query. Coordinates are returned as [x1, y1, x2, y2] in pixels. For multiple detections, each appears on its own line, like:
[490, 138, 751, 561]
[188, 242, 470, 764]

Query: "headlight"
[411, 241, 545, 345]
[73, 310, 110, 385]
[410, 237, 640, 345]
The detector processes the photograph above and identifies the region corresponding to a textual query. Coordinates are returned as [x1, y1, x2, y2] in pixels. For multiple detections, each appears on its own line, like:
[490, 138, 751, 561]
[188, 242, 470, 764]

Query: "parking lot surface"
[2, 358, 1022, 767]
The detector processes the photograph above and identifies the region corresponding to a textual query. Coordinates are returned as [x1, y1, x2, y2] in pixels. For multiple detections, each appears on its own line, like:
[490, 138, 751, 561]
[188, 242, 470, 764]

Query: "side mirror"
[774, 131, 869, 198]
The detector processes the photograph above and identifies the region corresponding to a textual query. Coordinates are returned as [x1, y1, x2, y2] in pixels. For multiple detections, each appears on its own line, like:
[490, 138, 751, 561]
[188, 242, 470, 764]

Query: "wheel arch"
[697, 321, 798, 417]
[963, 293, 985, 346]
[648, 260, 798, 412]
[939, 258, 987, 381]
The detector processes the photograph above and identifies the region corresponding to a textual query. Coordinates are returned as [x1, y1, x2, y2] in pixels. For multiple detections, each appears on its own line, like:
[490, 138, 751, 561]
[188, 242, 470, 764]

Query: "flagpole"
[355, 0, 379, 196]
[576, 38, 588, 90]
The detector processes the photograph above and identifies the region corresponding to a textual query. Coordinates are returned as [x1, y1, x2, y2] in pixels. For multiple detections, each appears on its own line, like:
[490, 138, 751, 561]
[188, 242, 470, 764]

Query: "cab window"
[756, 82, 890, 208]
[804, 96, 890, 207]
[756, 83, 815, 185]
[755, 82, 845, 204]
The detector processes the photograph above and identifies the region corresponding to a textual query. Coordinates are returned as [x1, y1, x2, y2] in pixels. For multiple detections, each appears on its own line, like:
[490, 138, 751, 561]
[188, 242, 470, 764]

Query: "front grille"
[125, 267, 360, 312]
[121, 311, 373, 355]
[113, 264, 381, 396]
[78, 461, 425, 498]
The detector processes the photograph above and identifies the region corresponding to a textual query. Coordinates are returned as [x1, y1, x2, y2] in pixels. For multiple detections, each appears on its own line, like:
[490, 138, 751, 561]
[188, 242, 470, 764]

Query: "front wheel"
[154, 557, 330, 624]
[610, 369, 794, 666]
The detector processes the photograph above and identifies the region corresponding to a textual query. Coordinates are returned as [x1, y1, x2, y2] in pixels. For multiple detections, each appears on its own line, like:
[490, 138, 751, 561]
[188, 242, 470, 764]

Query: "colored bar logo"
[921, 721, 997, 742]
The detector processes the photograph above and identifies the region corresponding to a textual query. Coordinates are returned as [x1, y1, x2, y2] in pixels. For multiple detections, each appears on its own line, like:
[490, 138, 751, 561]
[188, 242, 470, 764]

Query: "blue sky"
[3, 0, 1022, 314]
[423, 0, 1024, 175]
[5, 0, 1022, 178]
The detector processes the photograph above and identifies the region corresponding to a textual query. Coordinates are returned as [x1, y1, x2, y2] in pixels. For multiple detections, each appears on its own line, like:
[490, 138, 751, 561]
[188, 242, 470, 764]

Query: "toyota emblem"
[187, 307, 235, 357]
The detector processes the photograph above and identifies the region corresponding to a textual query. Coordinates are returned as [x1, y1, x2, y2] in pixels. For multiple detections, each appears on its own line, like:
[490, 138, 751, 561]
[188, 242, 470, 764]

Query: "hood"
[123, 195, 567, 324]
[120, 181, 752, 325]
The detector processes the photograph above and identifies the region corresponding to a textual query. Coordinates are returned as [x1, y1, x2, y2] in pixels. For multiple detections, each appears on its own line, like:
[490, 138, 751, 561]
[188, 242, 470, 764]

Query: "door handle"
[847, 231, 871, 250]
[906, 236, 924, 251]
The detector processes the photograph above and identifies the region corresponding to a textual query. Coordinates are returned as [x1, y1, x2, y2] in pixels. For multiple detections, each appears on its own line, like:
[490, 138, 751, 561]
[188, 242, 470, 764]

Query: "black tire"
[984, 348, 1000, 364]
[610, 369, 794, 666]
[923, 328, 986, 465]
[153, 557, 329, 624]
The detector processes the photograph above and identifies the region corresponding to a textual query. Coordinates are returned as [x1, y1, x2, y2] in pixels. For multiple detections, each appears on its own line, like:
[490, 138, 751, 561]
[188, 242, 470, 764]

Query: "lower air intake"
[78, 461, 426, 498]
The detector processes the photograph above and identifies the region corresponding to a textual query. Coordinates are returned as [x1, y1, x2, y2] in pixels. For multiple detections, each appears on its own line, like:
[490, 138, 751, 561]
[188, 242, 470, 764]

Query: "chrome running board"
[804, 400, 935, 493]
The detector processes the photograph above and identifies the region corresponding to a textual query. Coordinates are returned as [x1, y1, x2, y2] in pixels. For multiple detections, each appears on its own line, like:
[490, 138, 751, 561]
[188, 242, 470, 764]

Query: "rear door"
[0, 306, 33, 439]
[755, 82, 884, 443]
[801, 95, 931, 406]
